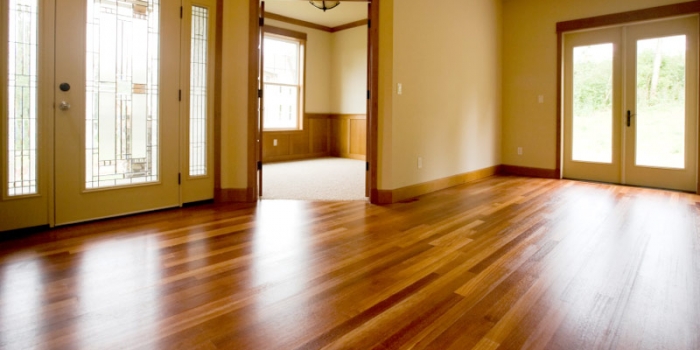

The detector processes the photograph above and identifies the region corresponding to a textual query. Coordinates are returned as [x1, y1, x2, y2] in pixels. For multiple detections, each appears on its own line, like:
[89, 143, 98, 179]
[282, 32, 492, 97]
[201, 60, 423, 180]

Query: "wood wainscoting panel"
[330, 114, 367, 161]
[262, 113, 331, 162]
[350, 119, 367, 155]
[263, 134, 291, 158]
[308, 115, 330, 154]
[290, 132, 310, 155]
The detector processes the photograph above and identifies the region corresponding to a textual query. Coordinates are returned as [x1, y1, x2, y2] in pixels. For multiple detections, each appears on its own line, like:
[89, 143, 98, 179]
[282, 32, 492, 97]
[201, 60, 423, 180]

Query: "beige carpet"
[262, 157, 366, 201]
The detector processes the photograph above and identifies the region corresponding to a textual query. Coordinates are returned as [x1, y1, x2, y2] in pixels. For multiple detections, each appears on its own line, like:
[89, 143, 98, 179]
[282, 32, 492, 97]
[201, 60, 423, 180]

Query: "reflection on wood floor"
[1, 176, 699, 349]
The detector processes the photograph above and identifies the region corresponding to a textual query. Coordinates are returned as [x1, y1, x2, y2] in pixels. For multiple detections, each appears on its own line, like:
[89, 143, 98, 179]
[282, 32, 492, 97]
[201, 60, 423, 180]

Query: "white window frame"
[263, 26, 306, 131]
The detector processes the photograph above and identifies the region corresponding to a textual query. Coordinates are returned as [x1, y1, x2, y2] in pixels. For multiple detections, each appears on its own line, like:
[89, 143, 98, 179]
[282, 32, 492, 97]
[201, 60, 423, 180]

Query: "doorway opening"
[257, 0, 371, 201]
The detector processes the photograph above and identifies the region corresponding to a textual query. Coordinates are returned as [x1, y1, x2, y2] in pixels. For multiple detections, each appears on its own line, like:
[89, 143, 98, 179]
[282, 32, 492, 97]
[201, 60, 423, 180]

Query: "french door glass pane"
[572, 43, 613, 163]
[7, 0, 38, 196]
[189, 6, 208, 177]
[635, 35, 686, 169]
[85, 0, 160, 189]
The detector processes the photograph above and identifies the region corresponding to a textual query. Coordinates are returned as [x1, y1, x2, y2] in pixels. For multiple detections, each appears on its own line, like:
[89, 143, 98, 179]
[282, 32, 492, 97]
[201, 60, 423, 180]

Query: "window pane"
[572, 43, 613, 163]
[264, 84, 298, 129]
[263, 37, 299, 85]
[635, 35, 686, 169]
[7, 0, 39, 196]
[189, 6, 208, 177]
[263, 34, 302, 130]
[85, 0, 160, 189]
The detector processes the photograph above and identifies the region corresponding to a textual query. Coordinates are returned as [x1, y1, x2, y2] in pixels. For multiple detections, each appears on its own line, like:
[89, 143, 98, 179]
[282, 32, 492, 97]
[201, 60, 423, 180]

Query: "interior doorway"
[256, 0, 372, 200]
[562, 15, 699, 192]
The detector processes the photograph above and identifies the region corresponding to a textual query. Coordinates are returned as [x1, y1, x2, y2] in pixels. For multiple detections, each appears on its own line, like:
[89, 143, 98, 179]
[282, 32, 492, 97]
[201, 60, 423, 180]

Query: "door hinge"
[257, 161, 262, 170]
[180, 6, 183, 19]
[366, 162, 370, 171]
[367, 90, 371, 99]
[178, 173, 181, 185]
[258, 89, 263, 98]
[179, 89, 182, 101]
[259, 17, 264, 27]
[368, 19, 371, 28]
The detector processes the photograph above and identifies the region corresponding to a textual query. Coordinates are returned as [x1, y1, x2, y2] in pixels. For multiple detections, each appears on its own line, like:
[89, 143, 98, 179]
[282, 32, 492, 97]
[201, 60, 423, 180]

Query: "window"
[263, 27, 306, 130]
[189, 5, 209, 177]
[6, 0, 39, 196]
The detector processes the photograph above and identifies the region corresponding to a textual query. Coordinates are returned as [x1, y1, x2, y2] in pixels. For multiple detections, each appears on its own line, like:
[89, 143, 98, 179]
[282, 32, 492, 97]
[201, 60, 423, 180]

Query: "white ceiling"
[264, 1, 368, 28]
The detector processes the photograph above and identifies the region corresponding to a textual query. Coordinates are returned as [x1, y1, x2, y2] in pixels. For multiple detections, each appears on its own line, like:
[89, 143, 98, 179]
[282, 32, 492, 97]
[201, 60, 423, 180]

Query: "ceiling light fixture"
[309, 1, 340, 12]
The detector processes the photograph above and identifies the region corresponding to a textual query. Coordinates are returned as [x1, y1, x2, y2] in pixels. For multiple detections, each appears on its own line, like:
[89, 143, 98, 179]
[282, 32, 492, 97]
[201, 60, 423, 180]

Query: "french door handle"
[627, 110, 633, 127]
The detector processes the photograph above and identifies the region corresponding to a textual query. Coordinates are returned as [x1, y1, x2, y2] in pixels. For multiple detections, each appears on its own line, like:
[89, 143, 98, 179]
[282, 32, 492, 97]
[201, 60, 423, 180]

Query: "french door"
[53, 0, 180, 225]
[563, 16, 699, 192]
[1, 0, 215, 231]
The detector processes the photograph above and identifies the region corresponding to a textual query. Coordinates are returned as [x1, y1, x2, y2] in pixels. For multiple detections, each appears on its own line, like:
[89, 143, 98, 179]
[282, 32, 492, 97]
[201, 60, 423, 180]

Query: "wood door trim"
[331, 19, 368, 33]
[368, 0, 379, 203]
[247, 0, 260, 201]
[556, 2, 700, 33]
[556, 1, 700, 192]
[264, 12, 368, 34]
[265, 12, 333, 32]
[264, 25, 308, 41]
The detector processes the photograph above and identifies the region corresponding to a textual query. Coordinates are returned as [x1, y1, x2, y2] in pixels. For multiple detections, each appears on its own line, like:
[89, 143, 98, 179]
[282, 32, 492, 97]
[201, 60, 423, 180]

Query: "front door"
[54, 0, 180, 225]
[563, 15, 698, 192]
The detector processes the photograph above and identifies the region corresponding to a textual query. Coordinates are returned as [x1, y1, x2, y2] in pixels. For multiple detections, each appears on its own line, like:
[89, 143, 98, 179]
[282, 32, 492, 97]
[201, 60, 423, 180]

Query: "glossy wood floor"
[1, 176, 700, 349]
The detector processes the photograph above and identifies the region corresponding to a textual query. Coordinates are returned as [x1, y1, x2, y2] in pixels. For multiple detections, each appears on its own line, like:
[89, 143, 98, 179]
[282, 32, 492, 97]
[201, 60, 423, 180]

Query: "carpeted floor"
[262, 157, 366, 201]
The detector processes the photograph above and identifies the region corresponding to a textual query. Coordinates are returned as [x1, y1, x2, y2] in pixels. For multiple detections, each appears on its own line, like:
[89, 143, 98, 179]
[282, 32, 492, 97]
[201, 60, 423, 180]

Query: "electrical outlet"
[418, 157, 422, 169]
[397, 83, 403, 95]
[538, 95, 544, 104]
[273, 139, 278, 146]
[517, 147, 523, 155]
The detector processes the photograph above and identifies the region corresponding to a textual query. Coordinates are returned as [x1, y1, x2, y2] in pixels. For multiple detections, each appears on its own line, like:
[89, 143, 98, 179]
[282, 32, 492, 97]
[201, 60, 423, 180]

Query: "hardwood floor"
[1, 176, 699, 349]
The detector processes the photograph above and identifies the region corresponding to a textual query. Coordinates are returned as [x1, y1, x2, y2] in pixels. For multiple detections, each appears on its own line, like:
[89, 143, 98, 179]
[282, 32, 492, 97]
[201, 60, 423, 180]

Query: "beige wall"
[502, 0, 691, 170]
[219, 0, 250, 189]
[220, 0, 502, 194]
[266, 19, 332, 113]
[331, 26, 368, 114]
[387, 0, 502, 189]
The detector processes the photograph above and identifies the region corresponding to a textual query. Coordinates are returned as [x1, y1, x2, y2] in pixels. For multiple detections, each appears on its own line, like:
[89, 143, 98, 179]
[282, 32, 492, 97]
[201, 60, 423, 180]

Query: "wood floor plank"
[1, 176, 699, 349]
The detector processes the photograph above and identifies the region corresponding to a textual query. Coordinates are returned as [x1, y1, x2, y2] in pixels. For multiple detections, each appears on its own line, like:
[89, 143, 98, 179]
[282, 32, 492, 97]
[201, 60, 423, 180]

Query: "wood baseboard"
[218, 165, 556, 205]
[376, 165, 500, 204]
[499, 165, 560, 179]
[215, 188, 254, 203]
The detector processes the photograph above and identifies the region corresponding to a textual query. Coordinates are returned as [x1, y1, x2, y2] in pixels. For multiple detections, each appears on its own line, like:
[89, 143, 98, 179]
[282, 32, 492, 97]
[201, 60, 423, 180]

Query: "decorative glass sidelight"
[189, 6, 208, 177]
[635, 35, 686, 169]
[85, 0, 160, 189]
[7, 0, 39, 196]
